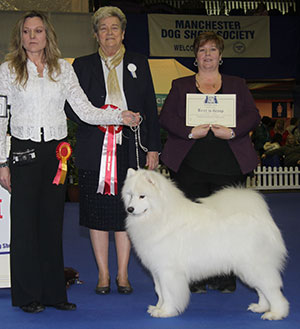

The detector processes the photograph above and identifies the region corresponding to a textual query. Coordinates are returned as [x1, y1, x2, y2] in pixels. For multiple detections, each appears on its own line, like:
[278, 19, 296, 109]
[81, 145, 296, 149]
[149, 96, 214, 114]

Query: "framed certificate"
[186, 94, 236, 128]
[0, 95, 9, 118]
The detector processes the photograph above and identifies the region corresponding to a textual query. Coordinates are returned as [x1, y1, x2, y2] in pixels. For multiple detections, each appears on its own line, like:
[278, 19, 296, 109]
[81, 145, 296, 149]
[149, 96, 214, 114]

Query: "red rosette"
[53, 142, 72, 185]
[55, 142, 72, 161]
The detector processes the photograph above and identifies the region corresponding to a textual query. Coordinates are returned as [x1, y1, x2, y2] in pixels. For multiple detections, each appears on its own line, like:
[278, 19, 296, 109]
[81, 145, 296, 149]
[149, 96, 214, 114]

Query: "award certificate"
[186, 94, 236, 127]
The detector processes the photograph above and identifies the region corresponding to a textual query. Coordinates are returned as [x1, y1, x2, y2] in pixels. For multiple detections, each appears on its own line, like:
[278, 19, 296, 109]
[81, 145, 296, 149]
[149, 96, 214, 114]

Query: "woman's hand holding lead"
[122, 111, 140, 126]
[146, 151, 159, 170]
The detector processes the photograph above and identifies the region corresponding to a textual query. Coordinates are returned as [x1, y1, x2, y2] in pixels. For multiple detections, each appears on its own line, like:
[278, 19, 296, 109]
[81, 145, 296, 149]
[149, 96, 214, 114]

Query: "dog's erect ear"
[126, 168, 136, 178]
[142, 170, 157, 187]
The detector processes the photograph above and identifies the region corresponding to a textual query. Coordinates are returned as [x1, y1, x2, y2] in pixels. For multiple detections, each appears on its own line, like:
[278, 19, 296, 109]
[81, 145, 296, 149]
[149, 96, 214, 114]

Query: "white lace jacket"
[0, 59, 123, 162]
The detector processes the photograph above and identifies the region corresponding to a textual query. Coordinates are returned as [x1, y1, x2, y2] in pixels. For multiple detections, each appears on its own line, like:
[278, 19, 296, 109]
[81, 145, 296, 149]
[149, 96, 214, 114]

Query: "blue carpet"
[0, 192, 299, 329]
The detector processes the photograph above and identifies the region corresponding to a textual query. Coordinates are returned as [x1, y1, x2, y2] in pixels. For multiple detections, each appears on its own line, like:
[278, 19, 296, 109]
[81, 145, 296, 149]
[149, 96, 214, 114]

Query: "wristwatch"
[188, 132, 193, 139]
[0, 161, 9, 168]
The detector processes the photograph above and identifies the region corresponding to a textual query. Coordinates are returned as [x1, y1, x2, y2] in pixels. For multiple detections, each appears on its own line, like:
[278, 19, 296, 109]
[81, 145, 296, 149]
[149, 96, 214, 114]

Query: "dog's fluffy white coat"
[122, 169, 289, 320]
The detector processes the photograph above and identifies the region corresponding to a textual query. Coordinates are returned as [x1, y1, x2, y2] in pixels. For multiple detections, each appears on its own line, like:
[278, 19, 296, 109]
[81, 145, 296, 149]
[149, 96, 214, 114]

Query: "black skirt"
[78, 141, 129, 232]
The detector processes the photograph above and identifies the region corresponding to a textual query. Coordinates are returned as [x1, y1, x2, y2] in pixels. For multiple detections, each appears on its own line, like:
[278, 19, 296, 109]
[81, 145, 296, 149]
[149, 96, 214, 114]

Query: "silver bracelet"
[0, 161, 9, 168]
[230, 129, 235, 139]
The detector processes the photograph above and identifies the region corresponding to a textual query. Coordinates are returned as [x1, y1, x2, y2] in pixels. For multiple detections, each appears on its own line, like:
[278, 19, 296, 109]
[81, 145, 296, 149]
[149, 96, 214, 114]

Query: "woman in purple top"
[159, 32, 260, 294]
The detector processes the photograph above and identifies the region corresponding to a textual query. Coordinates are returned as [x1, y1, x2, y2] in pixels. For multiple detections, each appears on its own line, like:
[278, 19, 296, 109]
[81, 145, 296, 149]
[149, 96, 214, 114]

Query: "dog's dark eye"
[139, 195, 145, 199]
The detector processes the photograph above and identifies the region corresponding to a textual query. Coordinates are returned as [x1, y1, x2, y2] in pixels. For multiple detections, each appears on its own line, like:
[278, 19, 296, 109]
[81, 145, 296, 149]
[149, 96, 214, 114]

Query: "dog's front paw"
[148, 305, 164, 317]
[147, 305, 179, 318]
[261, 311, 286, 321]
[147, 305, 157, 314]
[248, 303, 269, 313]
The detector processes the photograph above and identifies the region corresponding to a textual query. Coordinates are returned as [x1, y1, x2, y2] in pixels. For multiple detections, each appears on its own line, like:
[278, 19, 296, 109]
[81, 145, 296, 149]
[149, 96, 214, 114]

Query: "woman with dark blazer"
[65, 6, 161, 295]
[159, 32, 260, 294]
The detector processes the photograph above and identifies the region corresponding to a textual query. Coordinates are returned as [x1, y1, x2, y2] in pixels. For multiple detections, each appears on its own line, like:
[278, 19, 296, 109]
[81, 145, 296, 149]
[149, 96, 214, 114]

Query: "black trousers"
[169, 161, 247, 199]
[9, 137, 67, 306]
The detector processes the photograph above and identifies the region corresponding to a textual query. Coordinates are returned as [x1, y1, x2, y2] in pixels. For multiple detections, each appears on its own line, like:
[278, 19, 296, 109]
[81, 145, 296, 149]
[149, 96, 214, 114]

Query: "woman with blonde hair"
[270, 118, 289, 145]
[0, 10, 139, 313]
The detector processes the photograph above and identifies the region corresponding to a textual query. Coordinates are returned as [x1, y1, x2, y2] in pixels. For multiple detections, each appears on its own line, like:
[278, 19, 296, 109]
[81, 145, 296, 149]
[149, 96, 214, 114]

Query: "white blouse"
[0, 59, 124, 162]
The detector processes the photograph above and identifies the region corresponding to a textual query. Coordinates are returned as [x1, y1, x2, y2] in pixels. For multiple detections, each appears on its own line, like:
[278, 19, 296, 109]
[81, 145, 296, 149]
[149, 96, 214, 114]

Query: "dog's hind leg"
[147, 270, 190, 318]
[248, 288, 270, 313]
[259, 287, 289, 320]
[246, 270, 289, 320]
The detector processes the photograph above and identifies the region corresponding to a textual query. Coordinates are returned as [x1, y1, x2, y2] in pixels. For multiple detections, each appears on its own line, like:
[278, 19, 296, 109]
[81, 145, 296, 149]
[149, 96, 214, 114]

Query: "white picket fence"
[246, 166, 300, 190]
[159, 165, 300, 191]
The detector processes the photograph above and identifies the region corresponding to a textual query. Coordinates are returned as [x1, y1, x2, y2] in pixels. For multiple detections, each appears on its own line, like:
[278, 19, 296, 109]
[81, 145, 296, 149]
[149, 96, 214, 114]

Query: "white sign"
[0, 185, 11, 288]
[148, 14, 270, 58]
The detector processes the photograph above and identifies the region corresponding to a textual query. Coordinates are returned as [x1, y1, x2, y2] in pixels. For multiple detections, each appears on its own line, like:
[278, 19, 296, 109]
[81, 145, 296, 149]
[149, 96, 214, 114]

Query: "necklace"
[33, 61, 44, 78]
[195, 74, 219, 90]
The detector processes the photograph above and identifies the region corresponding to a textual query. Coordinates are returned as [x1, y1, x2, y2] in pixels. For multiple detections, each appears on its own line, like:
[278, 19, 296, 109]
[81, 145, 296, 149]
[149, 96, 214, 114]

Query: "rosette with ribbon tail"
[53, 142, 72, 185]
[97, 104, 123, 195]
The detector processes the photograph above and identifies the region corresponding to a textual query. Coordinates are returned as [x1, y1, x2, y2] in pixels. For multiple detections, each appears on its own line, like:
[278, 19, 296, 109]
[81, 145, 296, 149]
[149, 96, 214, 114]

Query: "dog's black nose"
[127, 207, 134, 213]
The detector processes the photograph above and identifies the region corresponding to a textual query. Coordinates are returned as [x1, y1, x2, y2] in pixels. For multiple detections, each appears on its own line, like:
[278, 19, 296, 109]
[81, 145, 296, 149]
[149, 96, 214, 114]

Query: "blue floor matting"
[0, 191, 299, 329]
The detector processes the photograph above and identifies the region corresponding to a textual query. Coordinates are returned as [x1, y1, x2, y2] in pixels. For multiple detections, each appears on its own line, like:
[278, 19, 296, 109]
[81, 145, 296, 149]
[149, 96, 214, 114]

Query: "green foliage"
[67, 119, 78, 185]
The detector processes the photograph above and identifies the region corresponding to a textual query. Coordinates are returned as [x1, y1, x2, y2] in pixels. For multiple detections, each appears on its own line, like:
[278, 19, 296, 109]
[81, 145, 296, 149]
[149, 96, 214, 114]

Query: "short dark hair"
[193, 31, 224, 57]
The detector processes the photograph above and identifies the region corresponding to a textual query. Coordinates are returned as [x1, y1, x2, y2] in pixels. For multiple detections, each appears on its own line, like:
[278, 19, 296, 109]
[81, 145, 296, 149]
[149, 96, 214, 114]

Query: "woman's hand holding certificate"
[210, 124, 235, 140]
[190, 124, 210, 139]
[190, 124, 234, 140]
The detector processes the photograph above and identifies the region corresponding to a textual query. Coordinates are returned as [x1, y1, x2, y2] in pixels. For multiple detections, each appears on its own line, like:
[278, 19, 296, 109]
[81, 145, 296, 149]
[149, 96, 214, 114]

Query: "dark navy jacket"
[65, 51, 161, 171]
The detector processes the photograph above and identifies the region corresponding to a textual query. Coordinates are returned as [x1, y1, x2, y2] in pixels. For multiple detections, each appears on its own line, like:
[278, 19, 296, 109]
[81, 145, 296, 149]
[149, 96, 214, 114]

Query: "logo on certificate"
[204, 96, 218, 104]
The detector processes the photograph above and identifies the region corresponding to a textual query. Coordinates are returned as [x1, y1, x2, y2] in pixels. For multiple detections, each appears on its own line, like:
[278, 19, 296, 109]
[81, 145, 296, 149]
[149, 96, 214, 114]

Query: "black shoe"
[53, 302, 77, 311]
[116, 278, 133, 294]
[218, 284, 236, 293]
[95, 278, 111, 295]
[218, 286, 236, 294]
[20, 301, 45, 313]
[217, 274, 236, 293]
[189, 281, 207, 293]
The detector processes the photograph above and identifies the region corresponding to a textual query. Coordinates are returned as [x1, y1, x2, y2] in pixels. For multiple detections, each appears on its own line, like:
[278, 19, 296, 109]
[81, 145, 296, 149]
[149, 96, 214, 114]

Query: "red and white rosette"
[97, 104, 123, 195]
[53, 142, 72, 185]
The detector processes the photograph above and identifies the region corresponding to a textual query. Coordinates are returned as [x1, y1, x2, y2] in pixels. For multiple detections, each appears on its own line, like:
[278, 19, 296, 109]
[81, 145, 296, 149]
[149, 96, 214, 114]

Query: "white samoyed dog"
[122, 168, 289, 320]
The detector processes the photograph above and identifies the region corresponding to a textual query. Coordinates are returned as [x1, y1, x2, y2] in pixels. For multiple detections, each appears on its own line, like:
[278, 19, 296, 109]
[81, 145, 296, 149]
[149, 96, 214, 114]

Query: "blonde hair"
[92, 6, 127, 33]
[5, 10, 61, 87]
[273, 118, 285, 134]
